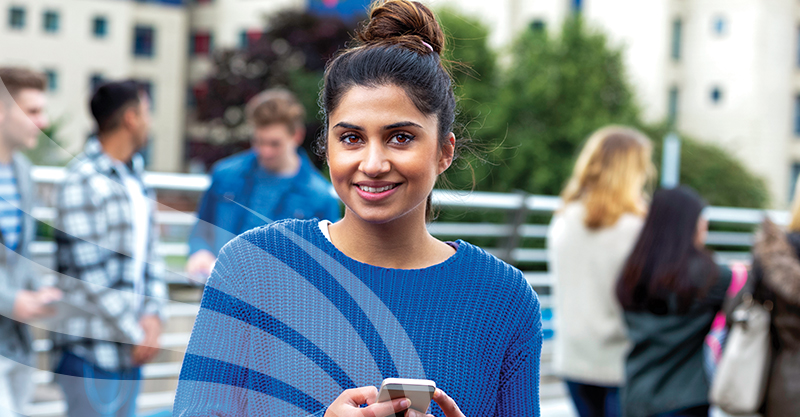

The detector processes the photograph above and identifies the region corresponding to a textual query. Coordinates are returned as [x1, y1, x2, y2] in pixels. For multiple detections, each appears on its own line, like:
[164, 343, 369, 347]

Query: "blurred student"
[750, 187, 800, 416]
[185, 88, 340, 282]
[548, 126, 654, 417]
[0, 68, 62, 416]
[616, 186, 730, 417]
[52, 80, 167, 417]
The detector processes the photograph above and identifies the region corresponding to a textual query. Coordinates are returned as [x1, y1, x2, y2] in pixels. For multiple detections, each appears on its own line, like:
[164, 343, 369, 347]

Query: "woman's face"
[326, 84, 454, 225]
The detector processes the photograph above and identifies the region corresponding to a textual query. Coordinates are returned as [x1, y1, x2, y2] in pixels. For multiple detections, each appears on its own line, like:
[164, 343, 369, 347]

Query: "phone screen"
[377, 382, 435, 417]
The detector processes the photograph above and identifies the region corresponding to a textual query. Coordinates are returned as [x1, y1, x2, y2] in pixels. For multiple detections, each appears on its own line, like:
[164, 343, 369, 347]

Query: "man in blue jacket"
[186, 88, 340, 282]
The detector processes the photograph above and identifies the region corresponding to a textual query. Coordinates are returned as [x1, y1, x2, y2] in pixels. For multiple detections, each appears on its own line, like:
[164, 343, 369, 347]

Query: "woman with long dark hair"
[172, 1, 542, 416]
[617, 186, 731, 417]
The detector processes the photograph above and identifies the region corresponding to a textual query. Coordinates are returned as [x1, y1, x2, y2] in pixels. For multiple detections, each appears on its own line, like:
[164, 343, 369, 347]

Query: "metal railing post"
[501, 190, 529, 263]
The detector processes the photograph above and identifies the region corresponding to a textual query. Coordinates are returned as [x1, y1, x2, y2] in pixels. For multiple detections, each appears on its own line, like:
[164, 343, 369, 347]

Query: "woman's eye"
[390, 133, 415, 144]
[340, 134, 361, 144]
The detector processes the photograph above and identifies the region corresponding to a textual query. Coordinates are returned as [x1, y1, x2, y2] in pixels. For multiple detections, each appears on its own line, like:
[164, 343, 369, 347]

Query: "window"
[8, 6, 25, 30]
[191, 31, 213, 55]
[133, 25, 155, 57]
[43, 10, 59, 33]
[93, 16, 107, 38]
[712, 15, 726, 36]
[90, 73, 105, 93]
[44, 69, 58, 91]
[791, 163, 800, 202]
[671, 18, 682, 61]
[795, 94, 800, 136]
[668, 86, 679, 127]
[239, 30, 261, 49]
[710, 86, 723, 104]
[530, 20, 546, 33]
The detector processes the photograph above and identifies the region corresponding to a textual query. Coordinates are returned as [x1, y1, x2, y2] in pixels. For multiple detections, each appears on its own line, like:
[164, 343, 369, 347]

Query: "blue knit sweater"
[174, 219, 542, 416]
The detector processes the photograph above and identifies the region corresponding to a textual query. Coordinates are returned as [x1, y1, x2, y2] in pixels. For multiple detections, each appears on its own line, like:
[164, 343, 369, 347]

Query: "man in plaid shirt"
[52, 80, 167, 417]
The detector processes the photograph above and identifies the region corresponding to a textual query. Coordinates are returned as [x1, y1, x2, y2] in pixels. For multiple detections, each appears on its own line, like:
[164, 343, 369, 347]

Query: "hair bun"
[357, 0, 445, 54]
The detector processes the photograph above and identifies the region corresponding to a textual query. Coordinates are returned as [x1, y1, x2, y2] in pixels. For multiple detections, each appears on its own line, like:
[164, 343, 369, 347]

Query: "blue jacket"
[188, 149, 340, 256]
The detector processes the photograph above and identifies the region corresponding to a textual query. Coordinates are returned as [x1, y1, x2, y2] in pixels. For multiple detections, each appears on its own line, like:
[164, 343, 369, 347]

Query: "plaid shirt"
[52, 138, 167, 371]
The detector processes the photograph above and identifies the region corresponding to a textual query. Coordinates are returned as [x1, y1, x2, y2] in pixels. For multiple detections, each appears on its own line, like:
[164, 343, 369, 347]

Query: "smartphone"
[377, 378, 436, 417]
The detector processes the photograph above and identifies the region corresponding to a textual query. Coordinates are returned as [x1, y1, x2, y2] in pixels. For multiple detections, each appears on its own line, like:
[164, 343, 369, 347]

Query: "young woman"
[548, 126, 654, 417]
[750, 188, 800, 417]
[172, 1, 542, 416]
[616, 186, 731, 417]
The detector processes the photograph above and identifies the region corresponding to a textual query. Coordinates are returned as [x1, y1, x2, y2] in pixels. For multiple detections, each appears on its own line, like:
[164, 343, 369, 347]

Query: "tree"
[434, 8, 500, 189]
[476, 17, 640, 196]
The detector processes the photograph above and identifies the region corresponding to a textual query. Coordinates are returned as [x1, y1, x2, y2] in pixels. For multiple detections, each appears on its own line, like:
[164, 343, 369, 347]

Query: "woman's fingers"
[343, 386, 379, 406]
[404, 408, 433, 417]
[432, 389, 465, 417]
[325, 387, 410, 417]
[361, 397, 410, 417]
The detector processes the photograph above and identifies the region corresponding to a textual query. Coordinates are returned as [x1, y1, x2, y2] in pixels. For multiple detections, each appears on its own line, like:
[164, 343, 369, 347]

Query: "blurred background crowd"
[1, 0, 800, 416]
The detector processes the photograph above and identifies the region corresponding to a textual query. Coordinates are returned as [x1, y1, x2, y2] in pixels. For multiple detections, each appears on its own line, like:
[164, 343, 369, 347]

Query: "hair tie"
[421, 41, 434, 53]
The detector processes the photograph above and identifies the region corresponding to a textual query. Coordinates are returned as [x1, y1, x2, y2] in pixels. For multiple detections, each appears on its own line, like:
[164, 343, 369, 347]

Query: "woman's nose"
[359, 142, 391, 177]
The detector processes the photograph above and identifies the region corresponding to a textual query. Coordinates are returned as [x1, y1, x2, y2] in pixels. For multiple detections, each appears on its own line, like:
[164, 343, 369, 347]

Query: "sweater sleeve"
[496, 284, 543, 416]
[173, 242, 251, 416]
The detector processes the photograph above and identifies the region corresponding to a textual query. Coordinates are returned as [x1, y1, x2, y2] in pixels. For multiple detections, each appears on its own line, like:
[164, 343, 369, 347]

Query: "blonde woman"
[547, 126, 654, 417]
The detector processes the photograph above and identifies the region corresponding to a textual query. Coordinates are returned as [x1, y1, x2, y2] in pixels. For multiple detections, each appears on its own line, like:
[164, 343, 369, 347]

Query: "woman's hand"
[432, 389, 465, 417]
[325, 386, 411, 417]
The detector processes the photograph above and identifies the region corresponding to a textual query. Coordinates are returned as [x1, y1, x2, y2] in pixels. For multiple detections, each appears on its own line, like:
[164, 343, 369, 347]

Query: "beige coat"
[548, 202, 643, 385]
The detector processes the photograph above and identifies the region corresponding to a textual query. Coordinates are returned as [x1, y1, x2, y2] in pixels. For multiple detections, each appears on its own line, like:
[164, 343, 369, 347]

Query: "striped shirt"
[0, 163, 21, 251]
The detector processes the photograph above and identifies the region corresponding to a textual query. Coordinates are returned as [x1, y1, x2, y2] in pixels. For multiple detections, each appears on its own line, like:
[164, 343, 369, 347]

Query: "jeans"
[54, 351, 141, 417]
[565, 380, 620, 417]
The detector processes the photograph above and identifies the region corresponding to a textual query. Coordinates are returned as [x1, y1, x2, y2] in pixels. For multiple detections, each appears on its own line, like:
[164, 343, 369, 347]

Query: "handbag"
[704, 263, 748, 379]
[709, 285, 773, 415]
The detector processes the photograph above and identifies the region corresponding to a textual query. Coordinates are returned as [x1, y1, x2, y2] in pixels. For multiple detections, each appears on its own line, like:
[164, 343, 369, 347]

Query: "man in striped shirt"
[0, 68, 62, 416]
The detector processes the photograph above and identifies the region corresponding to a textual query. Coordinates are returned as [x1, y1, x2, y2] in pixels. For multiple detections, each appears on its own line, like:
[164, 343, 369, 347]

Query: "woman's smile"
[354, 181, 402, 201]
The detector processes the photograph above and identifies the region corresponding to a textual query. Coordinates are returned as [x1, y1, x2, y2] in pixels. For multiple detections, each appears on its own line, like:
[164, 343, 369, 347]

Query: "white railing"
[30, 167, 785, 275]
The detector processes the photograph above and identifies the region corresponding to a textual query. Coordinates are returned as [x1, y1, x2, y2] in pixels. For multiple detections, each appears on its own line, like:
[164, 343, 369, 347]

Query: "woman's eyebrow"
[332, 122, 364, 130]
[384, 121, 422, 130]
[333, 121, 423, 130]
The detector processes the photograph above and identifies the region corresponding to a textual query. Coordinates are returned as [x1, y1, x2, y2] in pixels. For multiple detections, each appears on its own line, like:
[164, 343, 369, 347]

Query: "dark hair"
[317, 0, 459, 220]
[90, 80, 146, 135]
[616, 186, 717, 314]
[0, 67, 46, 102]
[245, 88, 305, 133]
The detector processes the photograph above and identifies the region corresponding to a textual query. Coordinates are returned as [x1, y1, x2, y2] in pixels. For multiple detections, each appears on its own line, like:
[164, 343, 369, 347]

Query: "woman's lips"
[354, 183, 400, 201]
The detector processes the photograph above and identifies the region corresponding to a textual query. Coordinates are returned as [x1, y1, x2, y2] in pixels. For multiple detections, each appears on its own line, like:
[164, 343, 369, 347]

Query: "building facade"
[0, 0, 187, 172]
